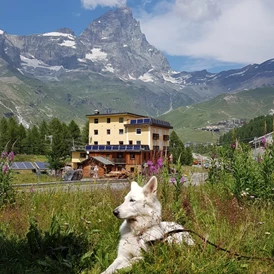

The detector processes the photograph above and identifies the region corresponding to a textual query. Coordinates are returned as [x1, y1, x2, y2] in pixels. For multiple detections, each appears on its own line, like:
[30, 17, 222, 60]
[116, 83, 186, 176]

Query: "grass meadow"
[1, 173, 274, 274]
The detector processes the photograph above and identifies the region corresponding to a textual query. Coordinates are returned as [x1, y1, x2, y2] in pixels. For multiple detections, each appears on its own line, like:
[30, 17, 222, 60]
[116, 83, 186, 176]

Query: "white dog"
[101, 176, 194, 274]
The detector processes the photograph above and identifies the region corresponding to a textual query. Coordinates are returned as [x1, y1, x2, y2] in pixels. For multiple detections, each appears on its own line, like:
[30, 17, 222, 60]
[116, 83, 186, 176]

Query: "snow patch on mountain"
[139, 72, 154, 82]
[41, 32, 75, 40]
[59, 40, 76, 48]
[0, 29, 4, 35]
[163, 74, 180, 84]
[85, 49, 107, 61]
[102, 64, 114, 73]
[20, 55, 63, 71]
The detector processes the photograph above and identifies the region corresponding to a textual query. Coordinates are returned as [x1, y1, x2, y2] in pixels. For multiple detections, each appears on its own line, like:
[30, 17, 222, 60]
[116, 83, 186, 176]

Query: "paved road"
[14, 172, 208, 192]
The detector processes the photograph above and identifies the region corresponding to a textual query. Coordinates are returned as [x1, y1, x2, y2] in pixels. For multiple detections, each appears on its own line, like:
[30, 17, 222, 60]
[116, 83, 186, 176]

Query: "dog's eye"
[129, 198, 136, 202]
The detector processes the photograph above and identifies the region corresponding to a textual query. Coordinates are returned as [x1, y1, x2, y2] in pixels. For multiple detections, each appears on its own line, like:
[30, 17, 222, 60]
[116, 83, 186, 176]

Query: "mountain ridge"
[0, 6, 274, 131]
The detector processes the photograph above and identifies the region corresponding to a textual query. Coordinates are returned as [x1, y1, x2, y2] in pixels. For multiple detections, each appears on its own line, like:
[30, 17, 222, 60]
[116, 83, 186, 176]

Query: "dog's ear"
[131, 181, 140, 190]
[143, 176, 157, 195]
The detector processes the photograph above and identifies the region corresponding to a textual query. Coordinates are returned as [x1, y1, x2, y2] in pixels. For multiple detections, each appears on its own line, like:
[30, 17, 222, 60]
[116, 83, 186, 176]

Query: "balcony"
[112, 158, 126, 164]
[153, 133, 160, 140]
[163, 135, 170, 141]
[153, 146, 160, 151]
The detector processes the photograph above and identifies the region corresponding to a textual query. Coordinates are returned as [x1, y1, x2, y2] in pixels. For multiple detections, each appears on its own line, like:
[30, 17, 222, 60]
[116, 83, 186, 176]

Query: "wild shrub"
[0, 151, 15, 205]
[208, 141, 274, 202]
[26, 214, 95, 273]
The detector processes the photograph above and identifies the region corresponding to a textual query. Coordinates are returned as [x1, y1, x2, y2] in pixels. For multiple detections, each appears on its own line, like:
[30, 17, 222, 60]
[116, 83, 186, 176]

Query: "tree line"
[219, 114, 274, 145]
[0, 117, 89, 170]
[0, 117, 194, 169]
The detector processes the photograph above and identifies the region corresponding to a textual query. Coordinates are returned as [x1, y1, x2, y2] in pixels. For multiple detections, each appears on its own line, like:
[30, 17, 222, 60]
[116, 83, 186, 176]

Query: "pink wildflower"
[170, 177, 176, 185]
[180, 176, 185, 183]
[8, 151, 14, 162]
[147, 160, 153, 166]
[157, 158, 164, 168]
[2, 164, 8, 174]
[1, 152, 8, 159]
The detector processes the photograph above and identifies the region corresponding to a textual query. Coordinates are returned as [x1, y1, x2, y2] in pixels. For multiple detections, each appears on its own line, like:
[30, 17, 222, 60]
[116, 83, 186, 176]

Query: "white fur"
[101, 176, 194, 274]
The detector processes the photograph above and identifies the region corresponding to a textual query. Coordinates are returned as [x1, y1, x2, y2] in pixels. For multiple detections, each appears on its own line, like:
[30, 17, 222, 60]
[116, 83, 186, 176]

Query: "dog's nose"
[113, 208, 119, 217]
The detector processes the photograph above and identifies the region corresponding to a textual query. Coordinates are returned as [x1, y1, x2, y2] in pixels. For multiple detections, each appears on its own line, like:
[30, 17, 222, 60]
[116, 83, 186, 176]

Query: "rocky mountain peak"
[55, 28, 75, 36]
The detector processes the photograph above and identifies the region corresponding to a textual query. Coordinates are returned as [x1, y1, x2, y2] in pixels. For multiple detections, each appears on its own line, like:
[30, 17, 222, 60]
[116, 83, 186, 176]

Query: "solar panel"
[137, 119, 143, 124]
[99, 145, 105, 150]
[106, 146, 112, 150]
[34, 162, 49, 170]
[130, 120, 137, 124]
[112, 146, 118, 150]
[120, 146, 126, 150]
[24, 162, 35, 169]
[144, 118, 150, 123]
[11, 162, 35, 170]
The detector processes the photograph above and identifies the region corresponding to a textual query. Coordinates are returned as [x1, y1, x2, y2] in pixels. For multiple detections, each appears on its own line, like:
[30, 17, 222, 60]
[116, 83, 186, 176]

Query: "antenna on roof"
[94, 109, 100, 114]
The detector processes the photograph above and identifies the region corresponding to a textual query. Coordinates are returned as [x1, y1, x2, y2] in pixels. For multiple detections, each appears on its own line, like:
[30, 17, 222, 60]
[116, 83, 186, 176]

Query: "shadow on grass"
[0, 215, 96, 274]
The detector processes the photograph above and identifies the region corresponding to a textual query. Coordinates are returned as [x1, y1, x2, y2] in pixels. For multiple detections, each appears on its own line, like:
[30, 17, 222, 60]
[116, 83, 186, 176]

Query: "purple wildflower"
[231, 143, 236, 148]
[157, 158, 164, 168]
[147, 160, 153, 166]
[170, 177, 176, 185]
[2, 164, 8, 174]
[8, 151, 14, 162]
[180, 176, 185, 183]
[1, 152, 8, 159]
[212, 153, 216, 158]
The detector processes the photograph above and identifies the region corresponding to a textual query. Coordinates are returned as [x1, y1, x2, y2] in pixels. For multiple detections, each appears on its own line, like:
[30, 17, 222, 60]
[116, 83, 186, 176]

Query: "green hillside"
[160, 88, 274, 143]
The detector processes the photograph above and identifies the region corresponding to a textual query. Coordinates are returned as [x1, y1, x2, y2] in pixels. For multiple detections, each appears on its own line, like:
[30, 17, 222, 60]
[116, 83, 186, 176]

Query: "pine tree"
[169, 131, 186, 165]
[0, 118, 9, 151]
[17, 124, 27, 154]
[81, 120, 89, 145]
[38, 120, 50, 155]
[6, 117, 19, 152]
[47, 118, 68, 173]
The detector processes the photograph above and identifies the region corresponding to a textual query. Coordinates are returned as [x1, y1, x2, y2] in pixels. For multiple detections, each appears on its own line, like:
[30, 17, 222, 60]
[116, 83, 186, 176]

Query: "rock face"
[0, 7, 170, 81]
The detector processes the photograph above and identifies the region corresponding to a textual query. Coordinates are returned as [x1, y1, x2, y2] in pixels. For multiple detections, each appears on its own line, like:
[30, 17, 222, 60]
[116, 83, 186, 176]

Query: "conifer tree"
[0, 118, 9, 151]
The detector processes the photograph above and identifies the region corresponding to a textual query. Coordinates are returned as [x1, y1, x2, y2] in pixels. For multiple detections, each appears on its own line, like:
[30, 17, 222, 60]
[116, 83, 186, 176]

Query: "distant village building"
[71, 111, 173, 178]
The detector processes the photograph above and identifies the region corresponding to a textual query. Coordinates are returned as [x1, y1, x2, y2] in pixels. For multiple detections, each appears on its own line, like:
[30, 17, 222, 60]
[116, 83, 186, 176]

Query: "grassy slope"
[160, 88, 274, 142]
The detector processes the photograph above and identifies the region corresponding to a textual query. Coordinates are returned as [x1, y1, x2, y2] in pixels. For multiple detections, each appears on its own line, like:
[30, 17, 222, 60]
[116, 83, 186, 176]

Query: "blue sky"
[1, 0, 273, 72]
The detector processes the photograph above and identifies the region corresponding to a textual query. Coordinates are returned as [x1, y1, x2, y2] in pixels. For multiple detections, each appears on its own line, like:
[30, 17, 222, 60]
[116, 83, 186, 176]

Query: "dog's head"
[113, 176, 161, 220]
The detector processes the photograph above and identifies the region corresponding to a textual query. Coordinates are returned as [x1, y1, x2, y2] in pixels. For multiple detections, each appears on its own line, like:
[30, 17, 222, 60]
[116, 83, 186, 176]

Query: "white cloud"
[138, 0, 274, 65]
[81, 0, 126, 9]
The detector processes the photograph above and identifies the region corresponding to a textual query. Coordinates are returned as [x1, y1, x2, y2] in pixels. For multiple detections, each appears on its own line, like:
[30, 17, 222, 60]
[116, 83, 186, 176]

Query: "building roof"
[125, 117, 173, 129]
[86, 144, 150, 152]
[91, 156, 114, 165]
[86, 111, 144, 118]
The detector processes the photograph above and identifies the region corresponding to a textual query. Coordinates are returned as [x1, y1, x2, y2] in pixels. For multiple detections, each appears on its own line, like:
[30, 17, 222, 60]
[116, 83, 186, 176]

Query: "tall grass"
[0, 176, 273, 273]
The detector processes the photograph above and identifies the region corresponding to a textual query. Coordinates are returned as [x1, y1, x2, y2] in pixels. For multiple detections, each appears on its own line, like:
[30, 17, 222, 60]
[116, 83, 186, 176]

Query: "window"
[119, 141, 124, 145]
[107, 129, 111, 134]
[130, 167, 135, 172]
[107, 141, 110, 145]
[119, 117, 124, 123]
[119, 129, 124, 135]
[107, 118, 111, 123]
[136, 140, 141, 145]
[80, 153, 86, 158]
[130, 153, 135, 159]
[136, 128, 142, 134]
[94, 130, 98, 135]
[94, 118, 98, 124]
[94, 141, 98, 145]
[129, 140, 133, 145]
